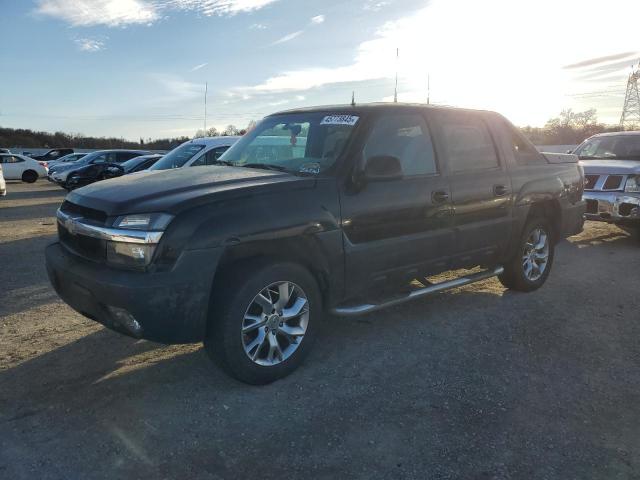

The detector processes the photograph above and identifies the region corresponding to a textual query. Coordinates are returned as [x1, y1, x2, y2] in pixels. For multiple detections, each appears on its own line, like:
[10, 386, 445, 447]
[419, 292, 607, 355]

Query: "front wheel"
[499, 218, 555, 292]
[205, 262, 321, 384]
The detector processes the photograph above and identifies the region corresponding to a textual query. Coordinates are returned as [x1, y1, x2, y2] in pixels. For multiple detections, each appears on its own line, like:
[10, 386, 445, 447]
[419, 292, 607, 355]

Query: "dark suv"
[46, 104, 586, 384]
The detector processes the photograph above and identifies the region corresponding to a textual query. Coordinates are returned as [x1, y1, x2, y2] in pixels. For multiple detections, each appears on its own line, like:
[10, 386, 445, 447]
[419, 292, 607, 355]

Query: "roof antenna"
[393, 48, 398, 103]
[351, 91, 356, 107]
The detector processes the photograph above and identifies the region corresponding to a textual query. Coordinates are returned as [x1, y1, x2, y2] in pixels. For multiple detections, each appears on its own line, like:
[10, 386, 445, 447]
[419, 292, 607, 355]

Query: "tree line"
[0, 111, 633, 151]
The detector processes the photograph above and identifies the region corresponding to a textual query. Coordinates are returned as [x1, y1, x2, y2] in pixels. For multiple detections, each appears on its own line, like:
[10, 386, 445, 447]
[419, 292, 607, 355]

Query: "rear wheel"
[499, 218, 555, 292]
[21, 170, 38, 183]
[205, 262, 321, 384]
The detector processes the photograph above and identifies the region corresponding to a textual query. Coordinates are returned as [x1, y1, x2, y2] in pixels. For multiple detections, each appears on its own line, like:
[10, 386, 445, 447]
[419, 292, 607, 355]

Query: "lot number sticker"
[320, 115, 360, 126]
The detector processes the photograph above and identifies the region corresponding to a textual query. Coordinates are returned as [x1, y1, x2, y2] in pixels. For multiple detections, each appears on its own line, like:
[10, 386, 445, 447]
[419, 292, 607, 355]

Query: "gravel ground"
[1, 180, 639, 479]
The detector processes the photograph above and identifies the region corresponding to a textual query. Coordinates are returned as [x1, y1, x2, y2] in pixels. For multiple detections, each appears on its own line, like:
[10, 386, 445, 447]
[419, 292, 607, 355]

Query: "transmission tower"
[620, 63, 640, 129]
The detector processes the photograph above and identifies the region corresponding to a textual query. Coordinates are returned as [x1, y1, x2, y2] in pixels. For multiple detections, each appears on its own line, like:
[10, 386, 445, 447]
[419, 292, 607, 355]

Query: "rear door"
[429, 110, 513, 267]
[340, 111, 454, 298]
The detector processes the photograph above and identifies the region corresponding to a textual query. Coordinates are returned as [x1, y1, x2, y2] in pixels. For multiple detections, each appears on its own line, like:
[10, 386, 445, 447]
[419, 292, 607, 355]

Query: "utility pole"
[204, 82, 208, 134]
[427, 74, 430, 105]
[393, 48, 398, 103]
[620, 62, 640, 129]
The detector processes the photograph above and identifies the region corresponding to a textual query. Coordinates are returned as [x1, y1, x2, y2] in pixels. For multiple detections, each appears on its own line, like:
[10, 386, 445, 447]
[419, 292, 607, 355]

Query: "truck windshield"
[220, 112, 360, 174]
[575, 135, 640, 160]
[150, 143, 205, 170]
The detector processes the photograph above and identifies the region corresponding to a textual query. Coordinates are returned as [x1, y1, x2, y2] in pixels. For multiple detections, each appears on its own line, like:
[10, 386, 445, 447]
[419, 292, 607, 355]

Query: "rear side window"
[504, 122, 546, 165]
[363, 113, 437, 176]
[438, 113, 499, 172]
[3, 156, 25, 163]
[116, 152, 141, 162]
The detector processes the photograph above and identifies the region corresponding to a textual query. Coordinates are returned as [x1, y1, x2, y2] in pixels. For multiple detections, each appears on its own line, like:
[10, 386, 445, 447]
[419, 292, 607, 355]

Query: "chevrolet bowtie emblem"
[64, 217, 77, 235]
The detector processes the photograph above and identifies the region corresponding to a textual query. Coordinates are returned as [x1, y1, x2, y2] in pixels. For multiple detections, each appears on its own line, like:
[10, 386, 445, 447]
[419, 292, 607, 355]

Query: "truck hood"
[66, 166, 314, 217]
[580, 159, 640, 175]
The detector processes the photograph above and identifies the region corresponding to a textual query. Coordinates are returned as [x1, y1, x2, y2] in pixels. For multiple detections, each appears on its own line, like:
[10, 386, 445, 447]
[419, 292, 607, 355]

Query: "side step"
[331, 266, 504, 317]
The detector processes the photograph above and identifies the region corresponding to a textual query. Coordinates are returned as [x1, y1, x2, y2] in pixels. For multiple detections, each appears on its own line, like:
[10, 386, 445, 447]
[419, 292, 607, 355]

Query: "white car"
[149, 136, 240, 171]
[0, 163, 6, 196]
[0, 153, 48, 183]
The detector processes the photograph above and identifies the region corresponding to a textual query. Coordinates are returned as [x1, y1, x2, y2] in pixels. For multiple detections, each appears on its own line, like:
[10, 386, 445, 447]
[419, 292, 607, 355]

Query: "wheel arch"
[210, 235, 341, 311]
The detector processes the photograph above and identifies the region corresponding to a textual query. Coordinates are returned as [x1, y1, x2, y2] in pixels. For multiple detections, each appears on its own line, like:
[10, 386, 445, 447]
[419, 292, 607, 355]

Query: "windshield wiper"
[241, 163, 288, 172]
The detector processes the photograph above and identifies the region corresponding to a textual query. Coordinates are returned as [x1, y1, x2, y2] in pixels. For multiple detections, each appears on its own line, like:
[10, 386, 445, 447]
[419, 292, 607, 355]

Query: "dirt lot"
[1, 180, 639, 479]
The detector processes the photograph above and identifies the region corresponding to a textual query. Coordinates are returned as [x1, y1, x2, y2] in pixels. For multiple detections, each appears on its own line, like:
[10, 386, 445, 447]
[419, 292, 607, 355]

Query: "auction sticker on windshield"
[320, 115, 359, 126]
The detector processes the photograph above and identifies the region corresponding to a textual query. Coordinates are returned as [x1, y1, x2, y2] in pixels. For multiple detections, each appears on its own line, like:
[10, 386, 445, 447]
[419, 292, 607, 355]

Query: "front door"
[340, 111, 454, 300]
[429, 110, 513, 267]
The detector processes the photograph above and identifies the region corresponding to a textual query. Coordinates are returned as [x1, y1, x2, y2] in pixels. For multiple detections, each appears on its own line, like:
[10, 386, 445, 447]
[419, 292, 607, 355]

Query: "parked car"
[119, 154, 163, 173]
[48, 149, 151, 189]
[47, 152, 87, 168]
[0, 164, 6, 196]
[46, 103, 586, 384]
[0, 153, 48, 182]
[149, 137, 239, 171]
[576, 131, 640, 239]
[30, 148, 74, 162]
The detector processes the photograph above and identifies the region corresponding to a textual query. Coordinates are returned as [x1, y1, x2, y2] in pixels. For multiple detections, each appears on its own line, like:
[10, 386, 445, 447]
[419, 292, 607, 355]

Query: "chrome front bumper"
[583, 191, 640, 223]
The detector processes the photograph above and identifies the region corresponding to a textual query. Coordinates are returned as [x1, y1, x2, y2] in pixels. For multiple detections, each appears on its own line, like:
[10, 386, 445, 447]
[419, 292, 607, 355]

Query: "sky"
[1, 0, 639, 140]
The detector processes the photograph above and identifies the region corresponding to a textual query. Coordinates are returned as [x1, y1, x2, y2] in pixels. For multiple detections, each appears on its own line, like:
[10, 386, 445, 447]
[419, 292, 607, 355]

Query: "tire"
[21, 170, 38, 183]
[498, 217, 555, 292]
[620, 226, 640, 242]
[205, 261, 321, 385]
[65, 174, 79, 190]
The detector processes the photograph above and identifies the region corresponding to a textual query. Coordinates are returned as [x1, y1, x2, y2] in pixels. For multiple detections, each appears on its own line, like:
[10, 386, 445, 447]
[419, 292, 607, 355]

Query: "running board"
[331, 266, 504, 317]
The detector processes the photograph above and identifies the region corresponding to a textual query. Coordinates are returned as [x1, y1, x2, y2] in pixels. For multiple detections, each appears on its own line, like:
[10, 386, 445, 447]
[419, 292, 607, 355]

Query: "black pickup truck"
[46, 104, 585, 384]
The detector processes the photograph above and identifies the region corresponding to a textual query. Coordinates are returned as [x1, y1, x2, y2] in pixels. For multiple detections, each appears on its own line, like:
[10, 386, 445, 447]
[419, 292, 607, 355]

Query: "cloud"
[250, 22, 267, 29]
[363, 0, 390, 11]
[232, 0, 640, 125]
[270, 30, 303, 46]
[35, 0, 279, 27]
[310, 14, 325, 24]
[73, 37, 106, 52]
[190, 62, 208, 71]
[563, 52, 638, 70]
[36, 0, 158, 27]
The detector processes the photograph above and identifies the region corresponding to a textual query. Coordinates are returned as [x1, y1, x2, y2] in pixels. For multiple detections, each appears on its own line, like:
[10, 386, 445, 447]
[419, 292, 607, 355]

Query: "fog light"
[107, 306, 143, 337]
[106, 241, 156, 268]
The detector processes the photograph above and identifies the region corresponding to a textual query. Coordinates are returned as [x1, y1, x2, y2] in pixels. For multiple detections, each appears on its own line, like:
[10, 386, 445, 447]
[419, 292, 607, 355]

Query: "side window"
[91, 154, 109, 164]
[505, 122, 546, 165]
[6, 156, 25, 163]
[440, 114, 499, 172]
[363, 113, 437, 176]
[117, 152, 139, 162]
[193, 146, 231, 166]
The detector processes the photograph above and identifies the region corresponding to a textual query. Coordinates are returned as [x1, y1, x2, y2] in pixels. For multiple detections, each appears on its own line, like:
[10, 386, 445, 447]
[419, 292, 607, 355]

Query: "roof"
[590, 131, 640, 138]
[272, 102, 496, 117]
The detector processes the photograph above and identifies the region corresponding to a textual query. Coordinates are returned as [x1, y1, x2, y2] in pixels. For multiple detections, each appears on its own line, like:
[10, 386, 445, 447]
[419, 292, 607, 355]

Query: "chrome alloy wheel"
[241, 281, 309, 366]
[522, 228, 549, 282]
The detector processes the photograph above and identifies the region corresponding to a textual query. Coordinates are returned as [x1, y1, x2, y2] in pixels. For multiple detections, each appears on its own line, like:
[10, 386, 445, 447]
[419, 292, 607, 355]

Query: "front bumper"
[583, 191, 640, 225]
[45, 242, 223, 344]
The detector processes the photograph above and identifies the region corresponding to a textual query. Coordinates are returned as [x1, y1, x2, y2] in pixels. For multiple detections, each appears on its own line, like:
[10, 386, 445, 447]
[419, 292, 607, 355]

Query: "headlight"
[113, 213, 174, 230]
[625, 176, 640, 193]
[106, 212, 174, 269]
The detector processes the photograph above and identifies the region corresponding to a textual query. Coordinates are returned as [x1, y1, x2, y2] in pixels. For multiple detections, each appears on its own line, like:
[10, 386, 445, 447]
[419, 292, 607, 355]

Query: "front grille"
[60, 201, 107, 224]
[58, 223, 106, 262]
[584, 175, 599, 190]
[586, 199, 598, 214]
[603, 175, 623, 190]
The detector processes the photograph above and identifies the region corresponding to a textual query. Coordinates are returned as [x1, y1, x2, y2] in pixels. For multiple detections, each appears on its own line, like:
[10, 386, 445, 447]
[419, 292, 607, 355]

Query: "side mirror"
[566, 149, 574, 154]
[364, 155, 403, 181]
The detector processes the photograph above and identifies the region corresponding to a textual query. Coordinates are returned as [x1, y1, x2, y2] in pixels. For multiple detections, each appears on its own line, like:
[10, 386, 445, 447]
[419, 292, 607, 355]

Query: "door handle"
[432, 190, 450, 203]
[493, 185, 509, 197]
